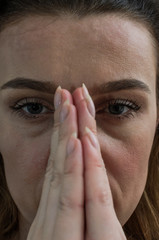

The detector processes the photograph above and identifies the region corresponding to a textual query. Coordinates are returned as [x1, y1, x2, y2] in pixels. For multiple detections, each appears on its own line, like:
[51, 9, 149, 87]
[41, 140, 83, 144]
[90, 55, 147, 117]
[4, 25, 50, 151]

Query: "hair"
[0, 0, 159, 239]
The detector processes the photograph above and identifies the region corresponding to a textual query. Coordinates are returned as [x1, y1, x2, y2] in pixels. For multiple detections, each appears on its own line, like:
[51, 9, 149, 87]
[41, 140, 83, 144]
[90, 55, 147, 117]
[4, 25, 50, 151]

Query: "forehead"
[0, 14, 154, 53]
[0, 14, 156, 89]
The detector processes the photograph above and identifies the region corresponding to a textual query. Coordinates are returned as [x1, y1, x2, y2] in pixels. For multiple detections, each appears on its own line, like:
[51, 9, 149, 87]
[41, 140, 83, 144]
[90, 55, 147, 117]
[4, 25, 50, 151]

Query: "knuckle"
[97, 190, 112, 205]
[86, 189, 112, 207]
[49, 170, 63, 188]
[53, 121, 61, 130]
[91, 128, 97, 136]
[58, 130, 68, 144]
[63, 168, 74, 176]
[59, 194, 83, 212]
[85, 159, 106, 172]
[63, 161, 78, 175]
[88, 127, 97, 137]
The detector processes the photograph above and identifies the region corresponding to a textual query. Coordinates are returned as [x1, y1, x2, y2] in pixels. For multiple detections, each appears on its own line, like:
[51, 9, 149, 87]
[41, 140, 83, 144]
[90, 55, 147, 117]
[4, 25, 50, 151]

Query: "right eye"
[10, 97, 54, 120]
[22, 103, 49, 114]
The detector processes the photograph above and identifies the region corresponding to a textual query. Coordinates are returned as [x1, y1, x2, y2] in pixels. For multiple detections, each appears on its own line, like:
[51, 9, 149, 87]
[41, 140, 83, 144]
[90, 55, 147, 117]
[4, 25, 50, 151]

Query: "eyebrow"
[0, 77, 151, 95]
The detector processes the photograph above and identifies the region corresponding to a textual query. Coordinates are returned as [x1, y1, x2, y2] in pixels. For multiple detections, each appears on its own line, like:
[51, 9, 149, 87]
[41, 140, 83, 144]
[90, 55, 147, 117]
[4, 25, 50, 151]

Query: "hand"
[27, 87, 84, 240]
[73, 84, 127, 240]
[27, 84, 127, 240]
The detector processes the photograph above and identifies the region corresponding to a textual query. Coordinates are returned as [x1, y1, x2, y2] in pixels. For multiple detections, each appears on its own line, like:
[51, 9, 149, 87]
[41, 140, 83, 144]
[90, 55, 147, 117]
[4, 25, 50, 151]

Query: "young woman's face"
[0, 14, 157, 228]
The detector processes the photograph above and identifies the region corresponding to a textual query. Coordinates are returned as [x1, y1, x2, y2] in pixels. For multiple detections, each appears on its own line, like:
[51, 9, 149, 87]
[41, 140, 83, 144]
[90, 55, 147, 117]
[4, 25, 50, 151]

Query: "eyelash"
[9, 97, 141, 121]
[97, 98, 141, 120]
[10, 97, 54, 120]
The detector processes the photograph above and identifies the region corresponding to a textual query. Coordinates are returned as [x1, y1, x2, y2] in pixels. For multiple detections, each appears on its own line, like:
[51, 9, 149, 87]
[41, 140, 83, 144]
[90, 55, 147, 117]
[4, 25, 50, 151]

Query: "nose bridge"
[56, 57, 96, 92]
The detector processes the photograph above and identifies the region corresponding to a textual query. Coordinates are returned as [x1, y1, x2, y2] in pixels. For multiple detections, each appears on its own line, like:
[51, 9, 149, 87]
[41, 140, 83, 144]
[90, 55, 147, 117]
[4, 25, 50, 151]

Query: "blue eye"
[10, 97, 54, 119]
[23, 103, 47, 115]
[97, 98, 141, 120]
[109, 104, 127, 115]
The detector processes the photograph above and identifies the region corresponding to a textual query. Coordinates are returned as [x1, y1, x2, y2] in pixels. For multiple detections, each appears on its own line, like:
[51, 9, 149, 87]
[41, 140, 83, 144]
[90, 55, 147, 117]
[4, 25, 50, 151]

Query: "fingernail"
[66, 132, 77, 157]
[54, 86, 62, 110]
[82, 83, 96, 118]
[85, 126, 98, 148]
[82, 83, 89, 98]
[60, 99, 70, 123]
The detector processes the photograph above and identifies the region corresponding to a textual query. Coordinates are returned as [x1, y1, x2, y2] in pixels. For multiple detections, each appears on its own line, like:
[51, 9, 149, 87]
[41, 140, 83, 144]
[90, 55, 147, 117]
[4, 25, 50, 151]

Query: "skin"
[0, 14, 158, 239]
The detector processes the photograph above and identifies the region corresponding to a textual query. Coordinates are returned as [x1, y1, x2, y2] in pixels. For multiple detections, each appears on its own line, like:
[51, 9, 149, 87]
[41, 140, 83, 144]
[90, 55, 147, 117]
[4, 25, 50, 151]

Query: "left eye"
[97, 99, 141, 120]
[108, 104, 130, 115]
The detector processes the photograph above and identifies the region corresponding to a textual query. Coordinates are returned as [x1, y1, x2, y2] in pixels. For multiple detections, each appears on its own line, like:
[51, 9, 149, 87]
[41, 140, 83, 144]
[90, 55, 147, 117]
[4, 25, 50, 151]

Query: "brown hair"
[0, 0, 159, 239]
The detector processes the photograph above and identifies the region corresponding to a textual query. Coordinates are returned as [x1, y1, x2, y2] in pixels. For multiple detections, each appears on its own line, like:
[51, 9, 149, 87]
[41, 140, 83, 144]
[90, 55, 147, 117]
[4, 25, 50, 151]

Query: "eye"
[97, 98, 141, 120]
[10, 97, 54, 120]
[108, 104, 129, 115]
[23, 103, 47, 115]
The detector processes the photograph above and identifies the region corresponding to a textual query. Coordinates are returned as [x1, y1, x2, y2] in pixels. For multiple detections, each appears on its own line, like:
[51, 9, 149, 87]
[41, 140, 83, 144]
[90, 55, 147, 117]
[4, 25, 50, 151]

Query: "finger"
[72, 85, 97, 140]
[82, 130, 126, 239]
[34, 87, 77, 225]
[73, 85, 124, 238]
[28, 135, 84, 240]
[51, 102, 84, 239]
[43, 103, 79, 224]
[53, 135, 84, 240]
[47, 87, 74, 168]
[34, 87, 84, 239]
[73, 84, 113, 206]
[41, 100, 84, 238]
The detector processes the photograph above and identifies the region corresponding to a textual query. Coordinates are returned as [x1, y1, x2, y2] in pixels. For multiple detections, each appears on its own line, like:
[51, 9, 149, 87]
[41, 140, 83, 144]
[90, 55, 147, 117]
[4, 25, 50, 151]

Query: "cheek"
[99, 124, 155, 224]
[99, 112, 156, 188]
[101, 131, 153, 182]
[101, 136, 149, 194]
[2, 134, 50, 181]
[1, 128, 51, 213]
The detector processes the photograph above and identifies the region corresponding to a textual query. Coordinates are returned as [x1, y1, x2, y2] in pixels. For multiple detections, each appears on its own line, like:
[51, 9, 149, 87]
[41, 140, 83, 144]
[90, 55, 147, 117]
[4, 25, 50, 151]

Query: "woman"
[0, 0, 159, 239]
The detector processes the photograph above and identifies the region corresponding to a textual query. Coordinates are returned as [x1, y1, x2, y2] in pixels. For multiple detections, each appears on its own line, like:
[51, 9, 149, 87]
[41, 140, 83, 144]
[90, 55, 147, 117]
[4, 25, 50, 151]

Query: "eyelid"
[9, 97, 55, 120]
[9, 96, 142, 122]
[96, 97, 142, 121]
[97, 98, 141, 109]
[11, 97, 54, 110]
